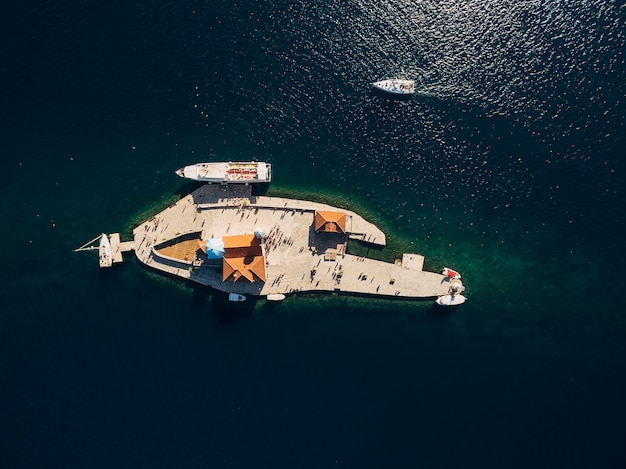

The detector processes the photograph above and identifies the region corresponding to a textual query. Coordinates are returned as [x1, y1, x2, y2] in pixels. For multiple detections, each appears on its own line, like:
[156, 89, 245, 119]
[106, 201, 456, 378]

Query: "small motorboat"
[435, 294, 467, 307]
[266, 293, 286, 302]
[372, 79, 415, 95]
[228, 293, 247, 302]
[442, 267, 461, 279]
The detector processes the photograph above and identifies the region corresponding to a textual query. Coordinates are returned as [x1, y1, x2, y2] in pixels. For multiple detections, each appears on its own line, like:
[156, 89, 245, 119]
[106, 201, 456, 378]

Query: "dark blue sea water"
[2, 1, 626, 467]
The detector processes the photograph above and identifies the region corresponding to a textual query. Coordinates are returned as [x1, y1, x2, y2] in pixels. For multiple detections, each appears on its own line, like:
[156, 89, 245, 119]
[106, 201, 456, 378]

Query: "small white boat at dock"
[266, 293, 286, 302]
[442, 267, 461, 279]
[175, 161, 272, 184]
[435, 294, 467, 307]
[372, 79, 415, 95]
[436, 278, 465, 306]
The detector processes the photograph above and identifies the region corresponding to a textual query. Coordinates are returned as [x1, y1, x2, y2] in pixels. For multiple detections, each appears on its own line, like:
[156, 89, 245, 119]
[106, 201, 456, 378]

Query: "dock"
[109, 233, 135, 264]
[123, 184, 462, 300]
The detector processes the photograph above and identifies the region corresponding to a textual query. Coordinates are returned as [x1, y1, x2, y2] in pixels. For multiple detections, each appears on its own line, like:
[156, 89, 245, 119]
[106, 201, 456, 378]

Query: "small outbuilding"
[314, 210, 347, 234]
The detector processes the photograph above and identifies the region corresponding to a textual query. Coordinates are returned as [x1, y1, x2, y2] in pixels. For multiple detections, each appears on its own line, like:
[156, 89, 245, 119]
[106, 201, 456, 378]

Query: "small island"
[88, 183, 463, 301]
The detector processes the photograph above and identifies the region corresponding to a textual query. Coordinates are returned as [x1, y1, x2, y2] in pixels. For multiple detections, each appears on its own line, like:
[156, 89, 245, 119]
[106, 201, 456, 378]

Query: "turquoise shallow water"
[1, 0, 626, 466]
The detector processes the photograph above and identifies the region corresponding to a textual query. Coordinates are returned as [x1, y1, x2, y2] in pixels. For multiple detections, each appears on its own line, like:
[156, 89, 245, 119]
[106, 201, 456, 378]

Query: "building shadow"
[307, 225, 347, 255]
[190, 285, 211, 308]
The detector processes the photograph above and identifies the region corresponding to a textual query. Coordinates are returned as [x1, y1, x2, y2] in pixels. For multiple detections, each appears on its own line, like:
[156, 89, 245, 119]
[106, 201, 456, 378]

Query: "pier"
[119, 184, 462, 300]
[74, 233, 132, 267]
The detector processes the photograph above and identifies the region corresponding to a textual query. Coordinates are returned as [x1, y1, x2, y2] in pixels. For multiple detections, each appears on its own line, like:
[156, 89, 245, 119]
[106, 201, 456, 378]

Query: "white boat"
[228, 293, 247, 302]
[266, 293, 286, 302]
[98, 233, 112, 268]
[175, 161, 272, 184]
[372, 79, 415, 95]
[435, 294, 466, 307]
[442, 267, 461, 279]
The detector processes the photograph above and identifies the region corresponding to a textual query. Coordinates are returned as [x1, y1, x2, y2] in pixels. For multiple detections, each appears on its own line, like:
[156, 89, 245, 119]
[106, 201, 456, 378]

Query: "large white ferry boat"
[372, 79, 415, 95]
[175, 161, 272, 184]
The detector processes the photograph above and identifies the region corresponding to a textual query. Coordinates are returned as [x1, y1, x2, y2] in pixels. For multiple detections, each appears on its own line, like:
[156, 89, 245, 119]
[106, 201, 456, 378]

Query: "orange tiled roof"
[315, 210, 347, 234]
[221, 234, 266, 282]
[222, 255, 267, 282]
[222, 234, 260, 249]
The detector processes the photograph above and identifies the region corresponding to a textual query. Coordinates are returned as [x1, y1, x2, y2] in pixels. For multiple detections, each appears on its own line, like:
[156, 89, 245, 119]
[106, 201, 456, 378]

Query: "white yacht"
[372, 79, 415, 95]
[175, 161, 272, 184]
[98, 233, 112, 268]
